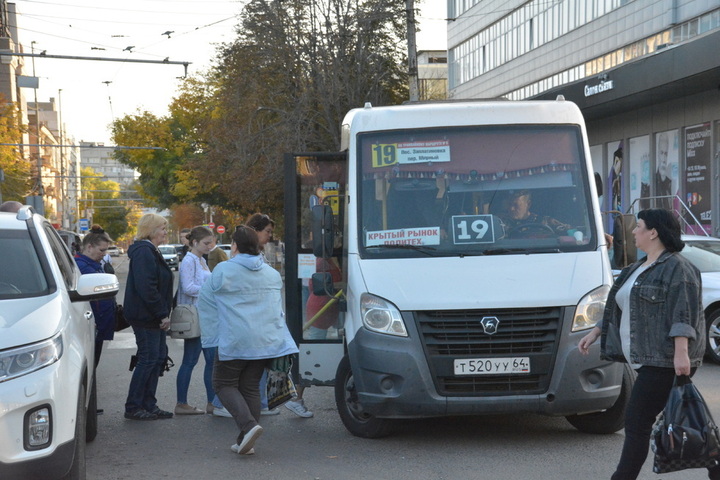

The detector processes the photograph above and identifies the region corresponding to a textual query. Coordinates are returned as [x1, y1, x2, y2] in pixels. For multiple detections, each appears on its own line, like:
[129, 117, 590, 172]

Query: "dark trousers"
[212, 355, 267, 444]
[612, 366, 720, 480]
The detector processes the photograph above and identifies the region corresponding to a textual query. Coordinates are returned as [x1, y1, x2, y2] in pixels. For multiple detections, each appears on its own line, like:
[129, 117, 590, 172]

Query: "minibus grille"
[415, 307, 562, 396]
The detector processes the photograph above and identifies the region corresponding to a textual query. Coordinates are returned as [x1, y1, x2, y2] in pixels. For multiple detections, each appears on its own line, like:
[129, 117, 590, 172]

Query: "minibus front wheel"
[335, 355, 394, 438]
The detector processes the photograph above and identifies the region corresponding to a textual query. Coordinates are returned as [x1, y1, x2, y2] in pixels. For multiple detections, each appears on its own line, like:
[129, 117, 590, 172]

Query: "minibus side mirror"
[312, 204, 334, 258]
[594, 172, 603, 198]
[311, 272, 335, 296]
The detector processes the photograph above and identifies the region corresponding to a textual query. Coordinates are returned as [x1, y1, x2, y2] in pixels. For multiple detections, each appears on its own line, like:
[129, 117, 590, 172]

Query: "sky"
[10, 0, 448, 145]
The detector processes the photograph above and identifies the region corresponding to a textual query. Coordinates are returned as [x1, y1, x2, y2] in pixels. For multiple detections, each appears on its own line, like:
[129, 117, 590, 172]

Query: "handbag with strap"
[114, 303, 130, 332]
[266, 355, 297, 410]
[651, 375, 720, 473]
[169, 304, 201, 339]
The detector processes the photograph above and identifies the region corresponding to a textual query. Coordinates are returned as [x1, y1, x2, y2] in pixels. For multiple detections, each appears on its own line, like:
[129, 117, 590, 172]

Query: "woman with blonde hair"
[124, 213, 175, 421]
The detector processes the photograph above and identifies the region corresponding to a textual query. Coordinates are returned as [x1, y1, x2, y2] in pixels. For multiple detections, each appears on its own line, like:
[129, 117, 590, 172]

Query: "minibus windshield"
[357, 125, 596, 258]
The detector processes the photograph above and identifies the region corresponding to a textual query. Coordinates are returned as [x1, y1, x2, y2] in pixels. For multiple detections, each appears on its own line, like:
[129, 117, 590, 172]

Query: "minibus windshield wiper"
[367, 244, 437, 256]
[481, 247, 562, 255]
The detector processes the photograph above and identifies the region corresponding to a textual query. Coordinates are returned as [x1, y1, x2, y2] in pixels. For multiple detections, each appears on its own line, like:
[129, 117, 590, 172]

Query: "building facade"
[448, 0, 720, 236]
[418, 50, 448, 100]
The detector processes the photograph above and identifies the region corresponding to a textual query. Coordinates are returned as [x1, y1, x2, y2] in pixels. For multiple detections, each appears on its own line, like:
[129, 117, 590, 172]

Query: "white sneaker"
[261, 408, 280, 416]
[233, 425, 263, 454]
[212, 406, 232, 418]
[231, 445, 255, 455]
[285, 399, 313, 418]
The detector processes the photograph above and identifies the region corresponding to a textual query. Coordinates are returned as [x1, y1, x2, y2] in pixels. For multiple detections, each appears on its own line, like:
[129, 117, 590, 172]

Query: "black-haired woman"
[579, 209, 720, 479]
[75, 224, 114, 367]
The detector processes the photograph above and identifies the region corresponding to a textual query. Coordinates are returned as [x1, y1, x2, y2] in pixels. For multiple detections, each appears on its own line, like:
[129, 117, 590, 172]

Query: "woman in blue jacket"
[74, 224, 114, 367]
[198, 225, 298, 455]
[123, 213, 175, 421]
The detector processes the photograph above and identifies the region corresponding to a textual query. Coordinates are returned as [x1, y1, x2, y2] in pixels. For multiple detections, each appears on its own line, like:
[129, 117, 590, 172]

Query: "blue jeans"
[125, 326, 167, 413]
[176, 337, 216, 404]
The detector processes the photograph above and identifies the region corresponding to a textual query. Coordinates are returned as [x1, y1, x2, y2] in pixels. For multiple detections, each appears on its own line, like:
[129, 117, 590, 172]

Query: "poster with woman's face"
[629, 135, 650, 210]
[655, 130, 679, 209]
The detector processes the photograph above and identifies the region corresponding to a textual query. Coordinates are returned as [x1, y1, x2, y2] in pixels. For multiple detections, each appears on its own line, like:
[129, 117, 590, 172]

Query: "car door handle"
[85, 311, 94, 320]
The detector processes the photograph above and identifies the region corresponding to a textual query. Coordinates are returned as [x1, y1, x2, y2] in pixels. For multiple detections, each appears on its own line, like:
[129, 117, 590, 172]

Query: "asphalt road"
[89, 254, 720, 480]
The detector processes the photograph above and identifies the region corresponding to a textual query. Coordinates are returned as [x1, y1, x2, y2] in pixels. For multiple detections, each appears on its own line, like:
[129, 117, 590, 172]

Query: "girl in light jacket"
[198, 225, 298, 455]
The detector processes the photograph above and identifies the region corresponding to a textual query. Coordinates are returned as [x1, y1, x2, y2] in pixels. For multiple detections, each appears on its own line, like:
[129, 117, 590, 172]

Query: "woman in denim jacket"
[579, 209, 719, 480]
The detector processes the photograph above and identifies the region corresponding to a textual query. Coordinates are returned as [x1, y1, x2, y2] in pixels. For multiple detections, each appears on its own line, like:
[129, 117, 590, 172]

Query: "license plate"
[453, 357, 530, 375]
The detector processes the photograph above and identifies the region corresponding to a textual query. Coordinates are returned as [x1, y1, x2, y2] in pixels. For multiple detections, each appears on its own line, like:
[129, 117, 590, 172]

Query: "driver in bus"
[500, 190, 571, 236]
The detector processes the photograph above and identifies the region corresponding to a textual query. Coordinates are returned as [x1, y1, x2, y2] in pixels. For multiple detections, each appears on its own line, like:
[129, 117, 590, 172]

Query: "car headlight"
[0, 335, 63, 383]
[572, 285, 610, 332]
[360, 293, 407, 336]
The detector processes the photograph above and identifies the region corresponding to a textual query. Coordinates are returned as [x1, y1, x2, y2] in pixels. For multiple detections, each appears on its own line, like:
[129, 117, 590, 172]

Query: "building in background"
[448, 0, 720, 236]
[418, 50, 448, 100]
[80, 142, 138, 189]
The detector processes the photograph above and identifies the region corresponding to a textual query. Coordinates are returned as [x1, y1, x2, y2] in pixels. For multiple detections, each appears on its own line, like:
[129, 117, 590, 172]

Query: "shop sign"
[584, 79, 614, 97]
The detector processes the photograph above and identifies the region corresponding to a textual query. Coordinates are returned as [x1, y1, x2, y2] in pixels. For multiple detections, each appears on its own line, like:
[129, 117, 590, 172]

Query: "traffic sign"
[208, 222, 215, 230]
[217, 225, 225, 234]
[79, 218, 89, 231]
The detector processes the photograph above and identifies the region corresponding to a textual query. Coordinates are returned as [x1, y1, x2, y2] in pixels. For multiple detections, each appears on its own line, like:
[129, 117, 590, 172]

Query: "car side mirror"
[594, 172, 603, 198]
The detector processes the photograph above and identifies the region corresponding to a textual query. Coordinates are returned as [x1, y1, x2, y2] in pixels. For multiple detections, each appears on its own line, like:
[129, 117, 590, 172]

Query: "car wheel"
[60, 382, 87, 480]
[86, 374, 98, 442]
[706, 309, 720, 364]
[565, 363, 636, 434]
[334, 355, 394, 438]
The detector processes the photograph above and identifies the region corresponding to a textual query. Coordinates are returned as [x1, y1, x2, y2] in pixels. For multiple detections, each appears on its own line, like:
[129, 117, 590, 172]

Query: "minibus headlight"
[360, 293, 408, 337]
[572, 285, 610, 332]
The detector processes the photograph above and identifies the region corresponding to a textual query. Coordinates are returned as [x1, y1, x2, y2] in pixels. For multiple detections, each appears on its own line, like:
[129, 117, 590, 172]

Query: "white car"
[158, 244, 179, 270]
[217, 243, 232, 257]
[680, 235, 720, 364]
[612, 235, 720, 364]
[0, 207, 119, 479]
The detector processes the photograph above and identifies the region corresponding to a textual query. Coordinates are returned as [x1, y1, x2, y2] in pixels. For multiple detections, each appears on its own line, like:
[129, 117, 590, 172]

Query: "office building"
[448, 0, 720, 235]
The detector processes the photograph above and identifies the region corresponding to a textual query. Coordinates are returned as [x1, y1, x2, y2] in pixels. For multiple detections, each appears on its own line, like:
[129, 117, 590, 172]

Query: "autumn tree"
[111, 0, 409, 223]
[196, 0, 408, 219]
[0, 98, 33, 202]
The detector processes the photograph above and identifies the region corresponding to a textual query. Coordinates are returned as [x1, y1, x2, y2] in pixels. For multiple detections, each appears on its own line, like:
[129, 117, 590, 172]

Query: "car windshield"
[681, 240, 720, 273]
[358, 125, 596, 258]
[0, 229, 49, 298]
[158, 246, 176, 255]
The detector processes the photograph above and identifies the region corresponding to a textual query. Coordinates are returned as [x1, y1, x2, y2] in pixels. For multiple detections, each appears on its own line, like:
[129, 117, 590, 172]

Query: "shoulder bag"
[266, 355, 297, 410]
[651, 375, 720, 473]
[169, 304, 201, 339]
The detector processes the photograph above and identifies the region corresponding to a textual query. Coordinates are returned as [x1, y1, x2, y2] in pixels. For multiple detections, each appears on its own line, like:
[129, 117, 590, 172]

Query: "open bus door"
[284, 152, 347, 388]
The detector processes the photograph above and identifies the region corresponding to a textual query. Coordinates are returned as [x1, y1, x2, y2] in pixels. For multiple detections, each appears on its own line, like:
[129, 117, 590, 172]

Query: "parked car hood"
[0, 293, 63, 349]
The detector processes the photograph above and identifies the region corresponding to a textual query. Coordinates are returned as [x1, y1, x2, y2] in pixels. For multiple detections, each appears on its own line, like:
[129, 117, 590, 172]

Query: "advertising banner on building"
[629, 135, 650, 211]
[655, 130, 679, 210]
[684, 123, 712, 234]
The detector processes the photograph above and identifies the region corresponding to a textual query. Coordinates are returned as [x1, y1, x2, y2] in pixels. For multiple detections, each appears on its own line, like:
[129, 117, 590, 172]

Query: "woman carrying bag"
[198, 225, 298, 455]
[174, 226, 217, 415]
[578, 208, 720, 479]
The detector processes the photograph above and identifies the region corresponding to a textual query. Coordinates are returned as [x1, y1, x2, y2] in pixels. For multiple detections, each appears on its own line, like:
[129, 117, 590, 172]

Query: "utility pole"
[58, 88, 67, 228]
[30, 40, 44, 214]
[406, 0, 419, 102]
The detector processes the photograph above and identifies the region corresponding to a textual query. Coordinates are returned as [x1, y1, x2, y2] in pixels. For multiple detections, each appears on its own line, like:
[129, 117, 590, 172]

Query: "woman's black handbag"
[114, 303, 130, 332]
[651, 376, 720, 473]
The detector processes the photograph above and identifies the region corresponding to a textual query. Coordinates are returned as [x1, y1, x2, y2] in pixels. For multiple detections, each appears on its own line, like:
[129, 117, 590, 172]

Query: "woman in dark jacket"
[124, 213, 175, 421]
[74, 224, 114, 367]
[579, 209, 720, 480]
